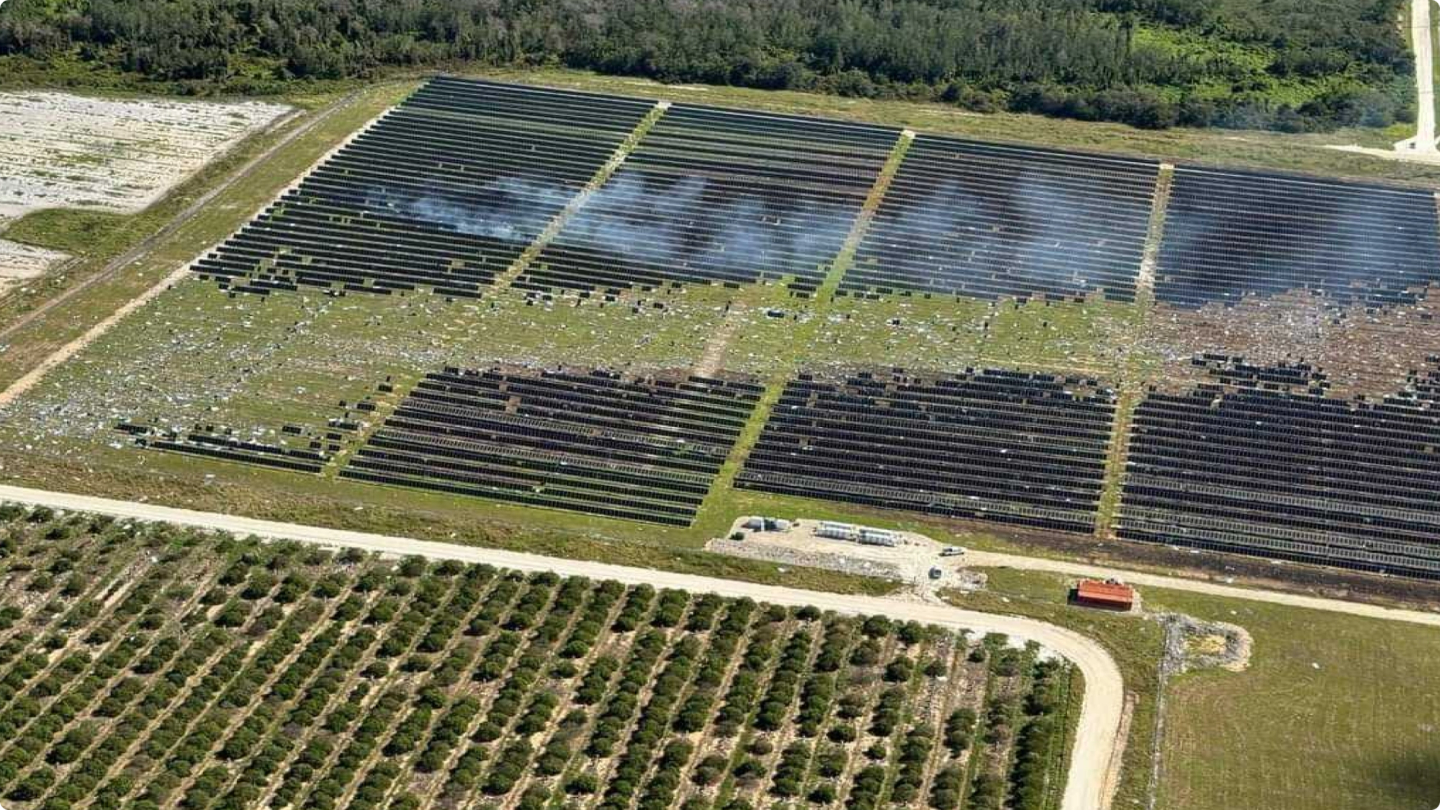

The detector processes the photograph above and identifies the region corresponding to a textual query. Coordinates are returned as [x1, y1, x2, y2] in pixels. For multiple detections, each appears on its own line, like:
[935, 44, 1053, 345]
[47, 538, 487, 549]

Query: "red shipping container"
[1073, 580, 1135, 611]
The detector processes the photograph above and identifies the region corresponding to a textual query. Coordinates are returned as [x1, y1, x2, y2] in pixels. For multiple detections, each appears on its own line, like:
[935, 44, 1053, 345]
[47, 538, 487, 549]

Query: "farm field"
[0, 505, 1076, 810]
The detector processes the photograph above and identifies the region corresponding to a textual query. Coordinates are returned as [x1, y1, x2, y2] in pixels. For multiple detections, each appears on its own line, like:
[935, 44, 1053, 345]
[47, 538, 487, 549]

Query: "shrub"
[884, 656, 913, 683]
[565, 772, 598, 795]
[692, 754, 727, 786]
[929, 765, 964, 810]
[944, 708, 976, 755]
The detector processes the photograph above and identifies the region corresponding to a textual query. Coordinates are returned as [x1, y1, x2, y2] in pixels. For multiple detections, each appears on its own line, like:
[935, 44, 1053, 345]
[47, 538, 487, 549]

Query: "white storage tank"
[817, 521, 860, 541]
[859, 528, 899, 547]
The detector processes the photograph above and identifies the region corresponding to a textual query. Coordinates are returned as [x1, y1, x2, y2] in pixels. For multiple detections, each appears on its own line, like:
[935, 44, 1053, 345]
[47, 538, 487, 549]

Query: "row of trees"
[0, 0, 1414, 131]
[0, 513, 1071, 810]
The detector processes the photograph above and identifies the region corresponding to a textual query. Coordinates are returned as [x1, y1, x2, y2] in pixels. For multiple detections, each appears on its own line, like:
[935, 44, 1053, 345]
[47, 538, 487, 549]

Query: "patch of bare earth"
[0, 91, 289, 218]
[0, 235, 67, 296]
[1143, 285, 1440, 398]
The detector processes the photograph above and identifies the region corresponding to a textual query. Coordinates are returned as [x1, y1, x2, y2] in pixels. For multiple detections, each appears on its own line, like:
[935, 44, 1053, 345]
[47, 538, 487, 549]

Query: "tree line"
[0, 0, 1416, 131]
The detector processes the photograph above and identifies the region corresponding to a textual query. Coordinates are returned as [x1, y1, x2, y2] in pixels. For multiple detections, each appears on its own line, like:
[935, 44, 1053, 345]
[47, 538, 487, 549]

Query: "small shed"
[1072, 579, 1135, 611]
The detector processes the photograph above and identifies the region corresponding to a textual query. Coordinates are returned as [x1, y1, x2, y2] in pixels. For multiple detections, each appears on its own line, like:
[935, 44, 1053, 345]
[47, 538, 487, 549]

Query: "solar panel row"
[1116, 356, 1440, 578]
[340, 367, 763, 525]
[196, 77, 653, 298]
[735, 368, 1117, 533]
[1156, 168, 1440, 309]
[195, 76, 1440, 312]
[516, 104, 899, 298]
[164, 75, 1440, 579]
[843, 137, 1159, 302]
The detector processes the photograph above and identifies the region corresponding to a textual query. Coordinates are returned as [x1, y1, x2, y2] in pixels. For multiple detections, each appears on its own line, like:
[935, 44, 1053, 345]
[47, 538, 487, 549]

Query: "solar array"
[515, 104, 899, 297]
[1155, 168, 1440, 309]
[156, 76, 1440, 578]
[195, 77, 654, 298]
[340, 367, 762, 525]
[189, 77, 1440, 314]
[116, 423, 330, 474]
[736, 368, 1116, 532]
[1116, 356, 1440, 578]
[841, 137, 1159, 302]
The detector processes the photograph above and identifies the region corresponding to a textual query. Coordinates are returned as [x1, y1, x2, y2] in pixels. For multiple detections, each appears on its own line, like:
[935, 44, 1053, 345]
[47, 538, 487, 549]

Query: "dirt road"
[0, 483, 1124, 810]
[961, 550, 1440, 629]
[1397, 0, 1439, 153]
[715, 520, 1440, 629]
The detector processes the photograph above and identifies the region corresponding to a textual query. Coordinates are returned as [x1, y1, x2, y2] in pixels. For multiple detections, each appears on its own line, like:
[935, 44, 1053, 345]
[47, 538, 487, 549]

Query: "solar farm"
[6, 74, 1440, 585]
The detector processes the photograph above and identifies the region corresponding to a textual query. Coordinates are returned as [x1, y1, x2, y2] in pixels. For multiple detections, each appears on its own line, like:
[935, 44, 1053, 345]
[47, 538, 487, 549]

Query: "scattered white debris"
[0, 232, 67, 294]
[0, 91, 290, 219]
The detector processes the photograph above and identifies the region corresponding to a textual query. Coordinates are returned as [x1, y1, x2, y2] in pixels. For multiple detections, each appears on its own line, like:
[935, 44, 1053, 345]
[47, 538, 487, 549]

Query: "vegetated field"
[1153, 589, 1440, 810]
[0, 505, 1076, 810]
[954, 567, 1440, 810]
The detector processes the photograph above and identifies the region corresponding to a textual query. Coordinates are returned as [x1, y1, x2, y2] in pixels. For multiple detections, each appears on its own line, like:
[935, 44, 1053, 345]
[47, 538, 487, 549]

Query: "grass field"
[954, 567, 1440, 810]
[1152, 588, 1440, 810]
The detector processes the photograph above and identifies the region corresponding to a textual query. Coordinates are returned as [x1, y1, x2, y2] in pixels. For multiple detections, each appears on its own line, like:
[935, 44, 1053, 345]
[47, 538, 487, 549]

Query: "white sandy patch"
[0, 92, 289, 219]
[1325, 143, 1440, 165]
[0, 215, 68, 296]
[0, 239, 67, 286]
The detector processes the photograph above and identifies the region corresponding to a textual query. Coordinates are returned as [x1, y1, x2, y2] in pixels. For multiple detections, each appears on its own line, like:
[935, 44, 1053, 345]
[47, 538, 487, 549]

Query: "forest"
[0, 0, 1419, 132]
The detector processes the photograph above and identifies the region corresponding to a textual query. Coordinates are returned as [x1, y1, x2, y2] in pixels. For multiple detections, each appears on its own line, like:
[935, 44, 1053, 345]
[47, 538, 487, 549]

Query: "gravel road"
[960, 550, 1440, 629]
[1398, 0, 1439, 153]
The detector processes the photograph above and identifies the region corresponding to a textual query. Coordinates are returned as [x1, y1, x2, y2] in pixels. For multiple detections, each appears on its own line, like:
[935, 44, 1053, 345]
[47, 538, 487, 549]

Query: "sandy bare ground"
[0, 483, 1125, 810]
[0, 215, 70, 295]
[0, 90, 367, 408]
[0, 92, 289, 219]
[0, 237, 68, 295]
[693, 303, 746, 377]
[1324, 143, 1440, 164]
